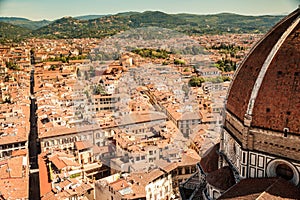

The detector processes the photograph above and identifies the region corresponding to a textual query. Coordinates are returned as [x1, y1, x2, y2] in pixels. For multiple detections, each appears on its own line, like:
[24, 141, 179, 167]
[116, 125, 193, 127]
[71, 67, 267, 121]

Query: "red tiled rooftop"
[0, 178, 28, 199]
[11, 149, 27, 157]
[75, 140, 93, 151]
[110, 179, 131, 192]
[0, 156, 24, 179]
[50, 155, 67, 170]
[39, 154, 52, 197]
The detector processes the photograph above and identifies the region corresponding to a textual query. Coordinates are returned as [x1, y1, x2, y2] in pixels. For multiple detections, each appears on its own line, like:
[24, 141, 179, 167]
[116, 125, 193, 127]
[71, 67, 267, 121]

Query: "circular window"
[267, 159, 299, 185]
[276, 163, 293, 180]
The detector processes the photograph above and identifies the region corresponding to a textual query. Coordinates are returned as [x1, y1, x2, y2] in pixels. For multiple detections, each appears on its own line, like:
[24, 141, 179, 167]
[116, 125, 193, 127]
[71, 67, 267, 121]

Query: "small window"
[283, 128, 289, 137]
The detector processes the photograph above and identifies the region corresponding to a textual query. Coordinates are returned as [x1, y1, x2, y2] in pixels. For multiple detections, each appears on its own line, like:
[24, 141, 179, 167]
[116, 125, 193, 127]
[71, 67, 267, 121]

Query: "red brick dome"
[226, 8, 300, 134]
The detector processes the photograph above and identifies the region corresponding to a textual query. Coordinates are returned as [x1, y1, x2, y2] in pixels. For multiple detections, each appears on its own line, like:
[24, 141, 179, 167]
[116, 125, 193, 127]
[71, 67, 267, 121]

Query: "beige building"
[95, 168, 173, 200]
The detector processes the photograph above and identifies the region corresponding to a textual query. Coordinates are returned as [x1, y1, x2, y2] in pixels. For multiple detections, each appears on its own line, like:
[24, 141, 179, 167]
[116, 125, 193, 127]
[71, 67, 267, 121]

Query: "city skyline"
[0, 1, 299, 199]
[0, 0, 299, 20]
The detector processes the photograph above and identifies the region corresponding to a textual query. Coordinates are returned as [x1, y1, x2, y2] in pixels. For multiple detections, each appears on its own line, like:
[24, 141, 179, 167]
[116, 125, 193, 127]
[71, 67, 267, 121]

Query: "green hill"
[0, 17, 51, 30]
[32, 15, 132, 39]
[0, 11, 284, 42]
[32, 17, 85, 38]
[129, 11, 188, 28]
[175, 13, 283, 34]
[0, 21, 31, 43]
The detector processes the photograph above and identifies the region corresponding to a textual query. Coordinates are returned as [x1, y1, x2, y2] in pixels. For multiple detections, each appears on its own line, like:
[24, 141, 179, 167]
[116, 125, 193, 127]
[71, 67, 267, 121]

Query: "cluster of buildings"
[0, 7, 299, 200]
[33, 50, 210, 198]
[96, 148, 200, 200]
[92, 27, 205, 60]
[24, 38, 102, 63]
[0, 31, 261, 200]
[192, 33, 262, 79]
[194, 34, 261, 62]
[0, 46, 32, 199]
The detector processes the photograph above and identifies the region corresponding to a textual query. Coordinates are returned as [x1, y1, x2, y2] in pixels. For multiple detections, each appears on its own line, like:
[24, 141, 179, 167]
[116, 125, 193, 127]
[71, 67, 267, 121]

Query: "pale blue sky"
[0, 0, 299, 20]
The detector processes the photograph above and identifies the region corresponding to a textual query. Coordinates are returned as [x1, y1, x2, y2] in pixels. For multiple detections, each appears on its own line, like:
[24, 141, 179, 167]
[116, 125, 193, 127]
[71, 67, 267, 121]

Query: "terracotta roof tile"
[11, 149, 27, 157]
[50, 156, 67, 170]
[39, 154, 52, 197]
[75, 140, 93, 151]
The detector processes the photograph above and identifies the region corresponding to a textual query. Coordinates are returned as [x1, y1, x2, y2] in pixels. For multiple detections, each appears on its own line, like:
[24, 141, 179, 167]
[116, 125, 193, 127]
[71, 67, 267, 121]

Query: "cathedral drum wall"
[222, 130, 242, 176]
[250, 128, 300, 161]
[223, 125, 300, 186]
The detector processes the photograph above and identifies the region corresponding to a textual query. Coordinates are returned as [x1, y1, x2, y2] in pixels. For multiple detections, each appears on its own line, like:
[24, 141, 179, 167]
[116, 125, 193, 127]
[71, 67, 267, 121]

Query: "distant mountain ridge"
[0, 11, 284, 43]
[0, 17, 31, 22]
[0, 17, 51, 30]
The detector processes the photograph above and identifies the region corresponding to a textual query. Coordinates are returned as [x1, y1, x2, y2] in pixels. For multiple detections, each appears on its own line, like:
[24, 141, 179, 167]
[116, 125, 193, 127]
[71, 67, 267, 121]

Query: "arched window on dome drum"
[276, 163, 293, 180]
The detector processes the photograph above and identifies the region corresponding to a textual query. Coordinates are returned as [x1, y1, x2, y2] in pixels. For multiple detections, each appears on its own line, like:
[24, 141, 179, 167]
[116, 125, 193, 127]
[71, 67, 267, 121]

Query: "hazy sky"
[0, 0, 299, 20]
